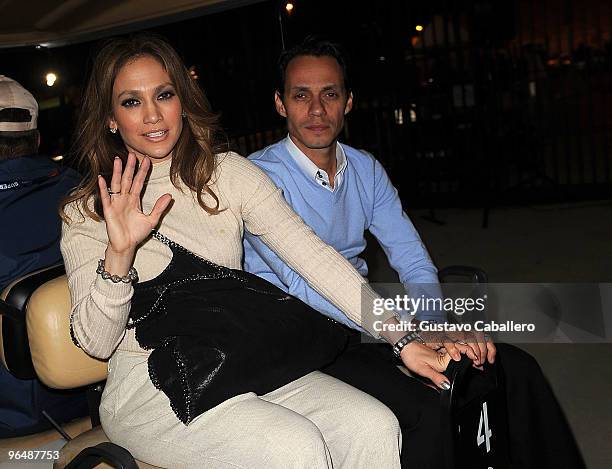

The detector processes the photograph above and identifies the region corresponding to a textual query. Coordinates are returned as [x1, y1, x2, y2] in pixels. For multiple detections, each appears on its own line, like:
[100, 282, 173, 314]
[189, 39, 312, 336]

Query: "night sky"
[1, 0, 609, 204]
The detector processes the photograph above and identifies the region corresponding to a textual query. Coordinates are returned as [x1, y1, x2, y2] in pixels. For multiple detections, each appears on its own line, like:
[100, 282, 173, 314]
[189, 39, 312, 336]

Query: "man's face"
[275, 55, 353, 157]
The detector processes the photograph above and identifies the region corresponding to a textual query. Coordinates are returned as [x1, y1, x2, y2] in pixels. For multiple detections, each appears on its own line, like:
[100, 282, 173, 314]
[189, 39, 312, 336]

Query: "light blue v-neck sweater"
[244, 138, 440, 331]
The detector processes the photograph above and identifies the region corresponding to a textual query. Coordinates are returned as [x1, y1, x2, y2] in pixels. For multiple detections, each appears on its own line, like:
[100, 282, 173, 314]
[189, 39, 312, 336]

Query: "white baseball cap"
[0, 75, 38, 132]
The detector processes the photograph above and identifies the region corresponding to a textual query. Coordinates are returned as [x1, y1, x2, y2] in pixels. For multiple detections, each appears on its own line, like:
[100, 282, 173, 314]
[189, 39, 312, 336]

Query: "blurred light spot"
[45, 73, 57, 87]
[394, 108, 404, 125]
[529, 81, 536, 97]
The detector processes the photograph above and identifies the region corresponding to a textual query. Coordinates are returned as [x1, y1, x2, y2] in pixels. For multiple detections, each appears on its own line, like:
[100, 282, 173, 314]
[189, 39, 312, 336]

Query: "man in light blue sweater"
[243, 38, 585, 469]
[243, 38, 459, 468]
[243, 56, 442, 328]
[244, 119, 441, 330]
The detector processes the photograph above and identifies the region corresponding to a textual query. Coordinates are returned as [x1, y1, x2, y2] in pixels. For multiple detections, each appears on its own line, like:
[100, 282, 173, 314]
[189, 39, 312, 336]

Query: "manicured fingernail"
[114, 156, 120, 160]
[441, 381, 451, 390]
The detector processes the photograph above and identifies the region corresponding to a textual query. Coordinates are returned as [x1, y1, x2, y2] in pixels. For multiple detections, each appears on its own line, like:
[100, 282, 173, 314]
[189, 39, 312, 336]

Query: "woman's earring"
[181, 111, 187, 118]
[109, 126, 117, 134]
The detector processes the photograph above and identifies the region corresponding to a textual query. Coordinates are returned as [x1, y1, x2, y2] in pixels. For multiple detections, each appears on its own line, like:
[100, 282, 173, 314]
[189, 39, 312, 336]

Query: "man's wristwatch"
[392, 331, 425, 358]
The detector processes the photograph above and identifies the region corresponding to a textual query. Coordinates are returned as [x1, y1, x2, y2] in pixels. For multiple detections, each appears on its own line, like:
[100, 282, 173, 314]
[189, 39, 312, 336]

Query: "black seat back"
[0, 264, 65, 379]
[438, 265, 511, 469]
[441, 356, 511, 469]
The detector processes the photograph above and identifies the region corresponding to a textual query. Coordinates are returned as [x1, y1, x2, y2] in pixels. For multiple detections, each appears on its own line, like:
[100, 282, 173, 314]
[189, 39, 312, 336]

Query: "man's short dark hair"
[0, 130, 39, 160]
[277, 37, 350, 97]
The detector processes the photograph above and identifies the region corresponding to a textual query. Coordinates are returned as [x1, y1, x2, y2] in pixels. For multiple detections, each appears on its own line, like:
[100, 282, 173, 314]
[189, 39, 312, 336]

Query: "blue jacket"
[0, 155, 80, 290]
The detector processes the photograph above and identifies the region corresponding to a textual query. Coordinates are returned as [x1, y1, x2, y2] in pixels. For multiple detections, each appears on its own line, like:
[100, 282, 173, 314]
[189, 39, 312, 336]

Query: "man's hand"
[469, 331, 496, 365]
[442, 330, 497, 367]
[416, 321, 496, 367]
[419, 328, 478, 363]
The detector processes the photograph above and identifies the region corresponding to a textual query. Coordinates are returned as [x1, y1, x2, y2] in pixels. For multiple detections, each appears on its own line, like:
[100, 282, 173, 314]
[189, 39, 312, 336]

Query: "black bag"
[128, 231, 349, 424]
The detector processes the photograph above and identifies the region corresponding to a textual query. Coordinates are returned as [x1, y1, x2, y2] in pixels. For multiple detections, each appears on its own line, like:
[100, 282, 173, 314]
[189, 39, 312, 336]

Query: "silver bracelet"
[392, 331, 425, 358]
[96, 259, 138, 284]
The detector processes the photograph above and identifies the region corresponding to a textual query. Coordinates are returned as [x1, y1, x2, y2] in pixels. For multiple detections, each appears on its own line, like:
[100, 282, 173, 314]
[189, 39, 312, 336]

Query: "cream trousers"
[99, 351, 402, 469]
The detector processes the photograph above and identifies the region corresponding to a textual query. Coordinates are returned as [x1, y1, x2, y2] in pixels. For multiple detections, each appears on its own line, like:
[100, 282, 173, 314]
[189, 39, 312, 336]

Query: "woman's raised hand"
[97, 153, 172, 274]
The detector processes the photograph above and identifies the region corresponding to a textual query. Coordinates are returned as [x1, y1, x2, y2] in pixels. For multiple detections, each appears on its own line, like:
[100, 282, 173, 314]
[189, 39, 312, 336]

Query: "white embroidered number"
[477, 401, 493, 453]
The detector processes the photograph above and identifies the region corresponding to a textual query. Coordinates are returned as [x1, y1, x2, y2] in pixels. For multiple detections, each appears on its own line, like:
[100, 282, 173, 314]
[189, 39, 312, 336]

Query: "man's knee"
[399, 388, 441, 445]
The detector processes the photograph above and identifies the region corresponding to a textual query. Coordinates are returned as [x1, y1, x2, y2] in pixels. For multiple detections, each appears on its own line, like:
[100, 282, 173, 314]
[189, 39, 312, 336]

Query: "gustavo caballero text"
[373, 319, 535, 333]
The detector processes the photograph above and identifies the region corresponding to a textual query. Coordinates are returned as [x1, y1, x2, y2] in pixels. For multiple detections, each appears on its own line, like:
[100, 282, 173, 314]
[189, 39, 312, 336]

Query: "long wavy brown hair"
[61, 33, 226, 222]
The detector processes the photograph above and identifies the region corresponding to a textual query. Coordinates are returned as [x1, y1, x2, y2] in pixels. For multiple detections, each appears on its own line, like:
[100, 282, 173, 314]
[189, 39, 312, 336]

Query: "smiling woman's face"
[109, 55, 183, 164]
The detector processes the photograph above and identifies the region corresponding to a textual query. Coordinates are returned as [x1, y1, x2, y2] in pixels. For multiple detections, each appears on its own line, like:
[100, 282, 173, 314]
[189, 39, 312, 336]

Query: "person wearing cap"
[0, 75, 85, 438]
[0, 75, 81, 288]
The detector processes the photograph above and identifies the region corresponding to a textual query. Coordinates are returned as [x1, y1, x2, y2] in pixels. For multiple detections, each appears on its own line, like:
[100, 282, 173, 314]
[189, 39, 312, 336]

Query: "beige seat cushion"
[54, 427, 162, 469]
[26, 275, 107, 389]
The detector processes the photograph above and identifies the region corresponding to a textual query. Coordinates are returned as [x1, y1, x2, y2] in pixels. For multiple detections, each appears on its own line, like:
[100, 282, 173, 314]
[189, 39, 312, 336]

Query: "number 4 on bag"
[477, 401, 493, 453]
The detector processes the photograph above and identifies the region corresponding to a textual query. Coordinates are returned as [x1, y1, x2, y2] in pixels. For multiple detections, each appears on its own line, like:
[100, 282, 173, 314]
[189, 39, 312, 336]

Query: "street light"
[415, 25, 424, 32]
[45, 73, 57, 87]
[278, 1, 295, 50]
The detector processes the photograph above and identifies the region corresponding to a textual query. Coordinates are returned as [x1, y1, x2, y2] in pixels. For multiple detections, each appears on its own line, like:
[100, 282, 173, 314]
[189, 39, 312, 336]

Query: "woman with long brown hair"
[60, 34, 451, 468]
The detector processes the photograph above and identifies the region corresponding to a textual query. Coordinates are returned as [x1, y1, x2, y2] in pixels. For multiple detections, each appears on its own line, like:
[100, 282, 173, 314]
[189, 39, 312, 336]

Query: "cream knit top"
[61, 152, 394, 359]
